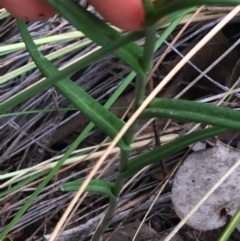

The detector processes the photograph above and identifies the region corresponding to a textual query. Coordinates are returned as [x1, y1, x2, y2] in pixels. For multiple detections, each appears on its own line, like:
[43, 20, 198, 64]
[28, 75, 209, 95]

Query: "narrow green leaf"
[140, 98, 240, 131]
[60, 179, 116, 199]
[218, 207, 240, 241]
[56, 80, 130, 150]
[47, 0, 146, 78]
[14, 20, 130, 150]
[118, 126, 228, 178]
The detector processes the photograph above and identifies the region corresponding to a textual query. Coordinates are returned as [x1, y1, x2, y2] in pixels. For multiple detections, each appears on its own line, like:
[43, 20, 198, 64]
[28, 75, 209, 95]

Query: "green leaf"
[47, 0, 145, 78]
[118, 126, 228, 178]
[55, 80, 130, 150]
[140, 98, 240, 131]
[217, 207, 240, 241]
[60, 179, 116, 199]
[2, 20, 137, 150]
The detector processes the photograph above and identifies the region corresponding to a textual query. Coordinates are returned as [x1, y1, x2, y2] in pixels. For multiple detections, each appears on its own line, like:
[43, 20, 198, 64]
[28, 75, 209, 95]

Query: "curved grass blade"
[60, 179, 116, 199]
[16, 20, 130, 150]
[118, 126, 228, 178]
[140, 98, 240, 131]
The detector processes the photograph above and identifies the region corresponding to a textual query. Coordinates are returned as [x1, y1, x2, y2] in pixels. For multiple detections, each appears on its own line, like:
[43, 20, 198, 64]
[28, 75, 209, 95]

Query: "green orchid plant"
[1, 0, 240, 240]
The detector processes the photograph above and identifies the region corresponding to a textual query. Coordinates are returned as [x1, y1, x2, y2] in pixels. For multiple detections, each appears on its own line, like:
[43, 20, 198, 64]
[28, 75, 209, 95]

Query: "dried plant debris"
[102, 220, 183, 241]
[172, 142, 240, 231]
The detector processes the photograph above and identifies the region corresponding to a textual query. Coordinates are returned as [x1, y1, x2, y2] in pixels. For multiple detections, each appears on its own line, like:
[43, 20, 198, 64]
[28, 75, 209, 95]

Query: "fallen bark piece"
[172, 142, 240, 231]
